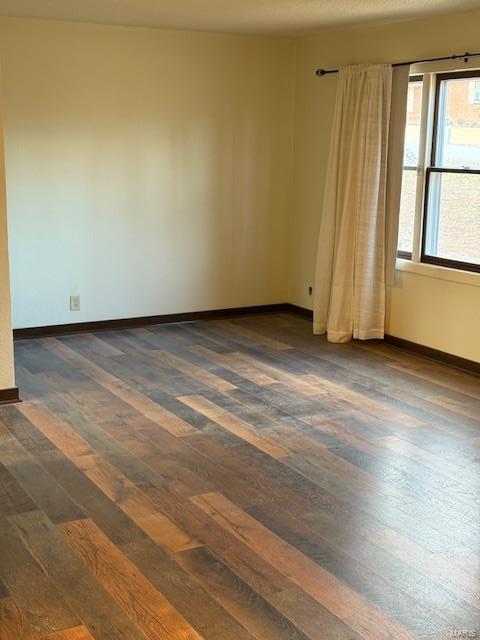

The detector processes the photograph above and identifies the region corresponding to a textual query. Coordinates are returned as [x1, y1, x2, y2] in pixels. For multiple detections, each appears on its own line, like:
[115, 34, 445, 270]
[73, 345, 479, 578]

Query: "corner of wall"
[0, 101, 15, 391]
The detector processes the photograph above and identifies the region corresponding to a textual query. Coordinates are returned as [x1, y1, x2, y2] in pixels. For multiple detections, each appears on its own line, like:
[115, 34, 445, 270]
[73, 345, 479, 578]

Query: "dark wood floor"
[0, 312, 479, 640]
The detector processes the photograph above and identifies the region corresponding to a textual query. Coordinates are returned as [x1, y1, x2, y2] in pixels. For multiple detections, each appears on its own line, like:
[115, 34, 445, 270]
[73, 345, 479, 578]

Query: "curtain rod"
[316, 51, 480, 76]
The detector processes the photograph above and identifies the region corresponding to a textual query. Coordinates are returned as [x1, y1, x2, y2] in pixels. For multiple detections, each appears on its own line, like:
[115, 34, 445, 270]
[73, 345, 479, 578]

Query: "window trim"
[396, 256, 480, 287]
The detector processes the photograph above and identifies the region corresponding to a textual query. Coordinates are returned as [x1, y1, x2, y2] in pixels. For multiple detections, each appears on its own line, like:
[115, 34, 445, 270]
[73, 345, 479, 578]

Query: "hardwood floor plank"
[0, 577, 8, 600]
[0, 435, 85, 525]
[357, 434, 477, 490]
[43, 338, 195, 436]
[0, 462, 38, 516]
[0, 597, 38, 640]
[387, 361, 480, 401]
[247, 502, 470, 635]
[153, 350, 236, 392]
[213, 319, 294, 351]
[189, 346, 278, 386]
[267, 586, 365, 640]
[17, 402, 200, 552]
[284, 454, 457, 552]
[42, 626, 96, 640]
[1, 409, 148, 546]
[435, 548, 480, 580]
[60, 518, 203, 640]
[368, 528, 480, 609]
[177, 546, 310, 640]
[0, 515, 80, 636]
[121, 537, 256, 640]
[190, 491, 417, 640]
[178, 395, 289, 458]
[9, 510, 151, 640]
[134, 483, 293, 597]
[427, 394, 480, 422]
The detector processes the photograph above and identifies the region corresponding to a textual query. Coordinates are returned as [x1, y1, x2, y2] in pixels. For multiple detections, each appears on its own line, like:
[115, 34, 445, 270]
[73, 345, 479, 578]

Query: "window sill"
[395, 258, 480, 288]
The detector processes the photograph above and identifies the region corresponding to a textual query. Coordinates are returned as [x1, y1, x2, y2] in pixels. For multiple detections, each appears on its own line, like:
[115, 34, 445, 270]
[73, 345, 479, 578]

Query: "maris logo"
[451, 631, 478, 639]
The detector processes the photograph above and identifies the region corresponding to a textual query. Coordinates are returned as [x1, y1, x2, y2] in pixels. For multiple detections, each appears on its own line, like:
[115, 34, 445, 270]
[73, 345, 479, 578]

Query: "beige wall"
[291, 9, 480, 362]
[0, 111, 14, 389]
[0, 18, 295, 329]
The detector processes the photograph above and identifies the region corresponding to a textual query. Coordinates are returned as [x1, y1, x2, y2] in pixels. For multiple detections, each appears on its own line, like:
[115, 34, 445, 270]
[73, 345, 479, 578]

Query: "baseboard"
[285, 303, 314, 319]
[0, 387, 21, 405]
[383, 335, 480, 376]
[284, 304, 479, 376]
[13, 303, 292, 339]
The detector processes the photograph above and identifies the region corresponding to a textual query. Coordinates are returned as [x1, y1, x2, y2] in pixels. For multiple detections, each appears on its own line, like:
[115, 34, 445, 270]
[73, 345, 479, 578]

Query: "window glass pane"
[468, 79, 480, 104]
[398, 169, 417, 254]
[398, 79, 423, 256]
[435, 76, 480, 169]
[425, 171, 480, 265]
[404, 80, 423, 166]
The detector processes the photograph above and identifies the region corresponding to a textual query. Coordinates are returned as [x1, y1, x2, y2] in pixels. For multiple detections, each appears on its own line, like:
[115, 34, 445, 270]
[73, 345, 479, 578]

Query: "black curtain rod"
[316, 51, 480, 76]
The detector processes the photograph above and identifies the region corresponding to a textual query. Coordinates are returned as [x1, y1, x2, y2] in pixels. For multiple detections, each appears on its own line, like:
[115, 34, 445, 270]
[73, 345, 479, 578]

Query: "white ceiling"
[0, 0, 477, 35]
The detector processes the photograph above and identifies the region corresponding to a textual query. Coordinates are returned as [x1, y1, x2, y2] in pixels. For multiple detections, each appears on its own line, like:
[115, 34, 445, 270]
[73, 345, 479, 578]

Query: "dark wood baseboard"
[284, 304, 479, 376]
[13, 304, 292, 340]
[286, 303, 314, 319]
[0, 387, 21, 405]
[383, 334, 480, 376]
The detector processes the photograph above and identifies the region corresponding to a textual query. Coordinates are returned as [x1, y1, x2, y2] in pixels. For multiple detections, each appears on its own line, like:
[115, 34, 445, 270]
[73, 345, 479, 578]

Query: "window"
[398, 76, 423, 258]
[468, 80, 480, 104]
[398, 70, 480, 273]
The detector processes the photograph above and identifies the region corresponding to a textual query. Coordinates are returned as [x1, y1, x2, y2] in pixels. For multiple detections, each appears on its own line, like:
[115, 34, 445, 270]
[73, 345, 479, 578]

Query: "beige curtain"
[313, 64, 409, 343]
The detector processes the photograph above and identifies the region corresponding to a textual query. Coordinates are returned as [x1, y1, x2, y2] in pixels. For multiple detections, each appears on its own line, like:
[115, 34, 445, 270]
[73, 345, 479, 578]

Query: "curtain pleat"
[386, 66, 410, 285]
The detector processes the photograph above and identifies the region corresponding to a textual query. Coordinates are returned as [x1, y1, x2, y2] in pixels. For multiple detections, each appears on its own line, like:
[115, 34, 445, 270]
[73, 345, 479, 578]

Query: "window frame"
[398, 75, 423, 261]
[398, 68, 480, 275]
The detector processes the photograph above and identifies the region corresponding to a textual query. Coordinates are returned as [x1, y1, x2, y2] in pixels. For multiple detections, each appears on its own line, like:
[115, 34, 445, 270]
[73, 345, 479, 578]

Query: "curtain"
[385, 66, 410, 285]
[313, 64, 409, 343]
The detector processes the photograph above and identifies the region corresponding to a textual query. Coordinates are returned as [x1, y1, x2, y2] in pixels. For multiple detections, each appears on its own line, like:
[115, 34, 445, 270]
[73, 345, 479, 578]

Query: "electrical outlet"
[70, 295, 80, 311]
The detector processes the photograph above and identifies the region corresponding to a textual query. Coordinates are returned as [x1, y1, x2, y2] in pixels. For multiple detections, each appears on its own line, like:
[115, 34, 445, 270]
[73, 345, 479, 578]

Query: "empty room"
[0, 1, 479, 639]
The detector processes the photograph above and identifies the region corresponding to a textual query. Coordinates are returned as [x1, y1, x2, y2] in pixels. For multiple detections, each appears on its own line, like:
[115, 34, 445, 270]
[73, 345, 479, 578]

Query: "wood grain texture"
[0, 311, 478, 640]
[9, 510, 150, 640]
[42, 626, 96, 640]
[0, 597, 38, 640]
[0, 514, 80, 635]
[178, 394, 289, 457]
[17, 402, 200, 553]
[60, 518, 202, 640]
[190, 491, 418, 639]
[176, 546, 310, 640]
[42, 337, 195, 436]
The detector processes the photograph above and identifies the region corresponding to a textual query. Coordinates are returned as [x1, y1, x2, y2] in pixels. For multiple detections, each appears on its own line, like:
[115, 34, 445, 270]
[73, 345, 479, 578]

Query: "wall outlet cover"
[70, 295, 80, 311]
